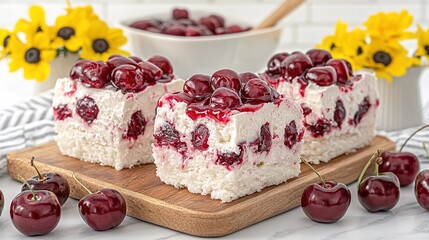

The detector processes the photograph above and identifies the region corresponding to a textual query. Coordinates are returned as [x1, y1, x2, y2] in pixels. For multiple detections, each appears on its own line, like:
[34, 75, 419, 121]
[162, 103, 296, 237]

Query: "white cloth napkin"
[0, 91, 428, 175]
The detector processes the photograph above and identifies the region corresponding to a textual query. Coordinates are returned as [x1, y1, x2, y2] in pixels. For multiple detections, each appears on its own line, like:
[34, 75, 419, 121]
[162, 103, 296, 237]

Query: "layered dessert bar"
[152, 70, 304, 202]
[53, 55, 184, 170]
[261, 49, 379, 164]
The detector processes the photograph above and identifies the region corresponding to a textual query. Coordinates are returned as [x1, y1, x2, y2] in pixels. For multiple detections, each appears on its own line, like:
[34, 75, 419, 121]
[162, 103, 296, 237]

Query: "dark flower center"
[92, 38, 109, 53]
[3, 35, 10, 48]
[357, 46, 363, 55]
[330, 43, 336, 50]
[24, 47, 41, 64]
[424, 45, 429, 56]
[58, 27, 75, 40]
[373, 51, 392, 66]
[36, 26, 43, 32]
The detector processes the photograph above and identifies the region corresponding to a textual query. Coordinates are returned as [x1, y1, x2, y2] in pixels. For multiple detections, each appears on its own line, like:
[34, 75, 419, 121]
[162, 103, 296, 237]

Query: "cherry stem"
[357, 150, 381, 190]
[423, 142, 429, 159]
[399, 124, 429, 152]
[18, 174, 36, 201]
[301, 157, 326, 188]
[72, 172, 92, 195]
[374, 156, 383, 177]
[30, 157, 46, 182]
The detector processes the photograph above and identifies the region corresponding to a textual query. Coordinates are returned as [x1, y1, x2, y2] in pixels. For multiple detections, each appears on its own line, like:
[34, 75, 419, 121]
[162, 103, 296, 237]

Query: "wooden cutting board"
[7, 136, 395, 237]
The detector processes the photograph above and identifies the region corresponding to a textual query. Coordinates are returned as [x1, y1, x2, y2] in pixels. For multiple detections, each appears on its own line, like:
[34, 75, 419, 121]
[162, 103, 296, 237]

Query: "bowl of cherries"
[119, 8, 282, 78]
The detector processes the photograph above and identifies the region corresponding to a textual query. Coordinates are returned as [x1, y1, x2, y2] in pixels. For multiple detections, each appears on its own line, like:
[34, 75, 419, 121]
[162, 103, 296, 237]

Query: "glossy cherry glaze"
[379, 151, 420, 187]
[358, 172, 400, 212]
[78, 188, 127, 231]
[10, 190, 61, 236]
[301, 181, 351, 223]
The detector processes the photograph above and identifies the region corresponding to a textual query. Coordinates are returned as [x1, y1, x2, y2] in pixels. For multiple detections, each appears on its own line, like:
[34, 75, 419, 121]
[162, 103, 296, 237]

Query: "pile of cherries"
[4, 158, 126, 236]
[130, 8, 250, 37]
[301, 124, 429, 223]
[70, 54, 174, 93]
[167, 69, 281, 123]
[263, 49, 355, 88]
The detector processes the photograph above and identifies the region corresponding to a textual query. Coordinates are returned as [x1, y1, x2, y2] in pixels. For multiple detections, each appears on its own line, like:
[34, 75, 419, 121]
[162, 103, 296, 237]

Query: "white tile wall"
[0, 0, 425, 51]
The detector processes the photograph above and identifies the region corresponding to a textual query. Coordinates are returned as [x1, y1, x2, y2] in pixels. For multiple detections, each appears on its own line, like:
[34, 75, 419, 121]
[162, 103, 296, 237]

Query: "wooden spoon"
[254, 0, 305, 30]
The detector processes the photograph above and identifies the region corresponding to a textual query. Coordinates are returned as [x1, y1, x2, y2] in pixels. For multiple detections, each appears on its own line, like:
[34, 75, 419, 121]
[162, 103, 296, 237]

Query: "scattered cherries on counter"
[21, 157, 70, 206]
[0, 188, 4, 216]
[130, 8, 250, 37]
[357, 150, 400, 212]
[300, 158, 351, 223]
[74, 174, 127, 231]
[10, 175, 61, 236]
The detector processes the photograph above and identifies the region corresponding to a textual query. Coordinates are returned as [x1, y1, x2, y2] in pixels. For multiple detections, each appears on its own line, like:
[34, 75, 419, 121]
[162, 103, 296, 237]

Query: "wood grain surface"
[7, 136, 395, 237]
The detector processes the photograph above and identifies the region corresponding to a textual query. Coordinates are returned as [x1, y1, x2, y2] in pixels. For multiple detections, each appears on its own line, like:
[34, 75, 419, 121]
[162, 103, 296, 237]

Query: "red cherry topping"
[76, 96, 99, 124]
[148, 55, 174, 77]
[266, 52, 289, 76]
[211, 69, 241, 92]
[305, 49, 332, 66]
[107, 56, 137, 69]
[210, 87, 242, 109]
[326, 59, 351, 84]
[123, 110, 146, 140]
[238, 72, 259, 84]
[53, 104, 72, 121]
[70, 60, 110, 88]
[138, 61, 163, 81]
[281, 52, 313, 81]
[191, 124, 210, 151]
[183, 74, 212, 99]
[305, 66, 337, 86]
[241, 79, 274, 104]
[110, 64, 148, 92]
[129, 56, 143, 63]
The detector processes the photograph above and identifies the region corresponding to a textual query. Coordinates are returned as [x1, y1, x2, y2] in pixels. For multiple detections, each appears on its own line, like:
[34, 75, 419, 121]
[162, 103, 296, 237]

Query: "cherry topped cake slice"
[53, 55, 185, 170]
[152, 69, 304, 202]
[261, 49, 379, 164]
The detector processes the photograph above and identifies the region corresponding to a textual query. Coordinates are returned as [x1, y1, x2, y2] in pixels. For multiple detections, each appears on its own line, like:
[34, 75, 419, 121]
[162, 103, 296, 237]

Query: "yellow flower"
[80, 20, 129, 61]
[316, 21, 367, 70]
[66, 4, 99, 22]
[50, 12, 90, 52]
[360, 40, 419, 82]
[364, 10, 414, 41]
[8, 32, 56, 81]
[415, 24, 429, 62]
[14, 5, 49, 35]
[0, 28, 11, 59]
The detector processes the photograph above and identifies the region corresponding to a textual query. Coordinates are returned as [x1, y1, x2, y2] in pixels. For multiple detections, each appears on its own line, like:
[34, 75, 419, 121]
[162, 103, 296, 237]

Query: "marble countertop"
[1, 161, 429, 240]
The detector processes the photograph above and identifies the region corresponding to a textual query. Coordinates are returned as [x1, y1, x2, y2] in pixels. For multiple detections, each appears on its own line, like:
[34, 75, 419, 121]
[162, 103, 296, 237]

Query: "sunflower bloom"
[364, 10, 414, 41]
[51, 12, 90, 52]
[360, 40, 419, 82]
[80, 20, 129, 61]
[8, 32, 56, 81]
[415, 24, 429, 62]
[0, 28, 11, 59]
[14, 5, 49, 35]
[66, 4, 99, 22]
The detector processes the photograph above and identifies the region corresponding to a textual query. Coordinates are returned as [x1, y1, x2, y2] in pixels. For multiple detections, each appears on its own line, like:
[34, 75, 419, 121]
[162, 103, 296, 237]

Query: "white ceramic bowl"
[119, 12, 282, 79]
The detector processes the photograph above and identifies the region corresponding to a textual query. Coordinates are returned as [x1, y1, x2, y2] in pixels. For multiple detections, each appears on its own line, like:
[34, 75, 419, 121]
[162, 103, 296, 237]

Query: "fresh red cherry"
[357, 150, 400, 212]
[11, 176, 61, 236]
[305, 66, 337, 86]
[281, 52, 313, 81]
[226, 25, 243, 33]
[130, 20, 160, 30]
[326, 59, 351, 84]
[210, 87, 242, 109]
[107, 55, 137, 69]
[185, 26, 204, 36]
[238, 72, 259, 84]
[110, 64, 147, 92]
[266, 52, 289, 76]
[138, 61, 163, 81]
[209, 14, 225, 27]
[70, 60, 110, 88]
[241, 79, 274, 104]
[301, 158, 351, 223]
[0, 189, 4, 216]
[183, 74, 212, 99]
[415, 169, 429, 211]
[78, 188, 127, 231]
[164, 25, 186, 36]
[211, 69, 241, 92]
[199, 17, 219, 33]
[21, 158, 70, 206]
[172, 8, 189, 20]
[306, 49, 332, 66]
[379, 151, 420, 187]
[148, 55, 174, 77]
